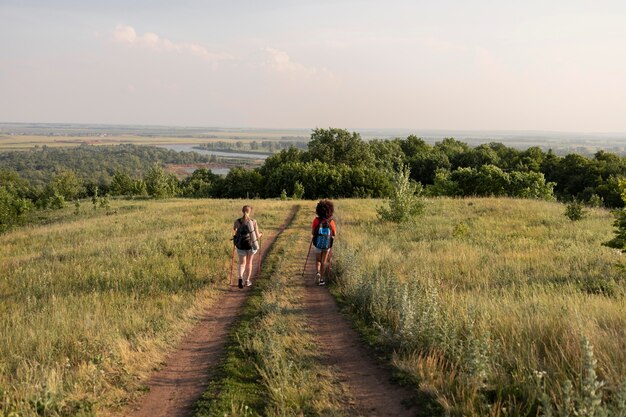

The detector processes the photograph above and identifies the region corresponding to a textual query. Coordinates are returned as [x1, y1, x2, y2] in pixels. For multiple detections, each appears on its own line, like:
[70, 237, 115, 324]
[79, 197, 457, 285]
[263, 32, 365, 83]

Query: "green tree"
[0, 185, 33, 231]
[51, 170, 84, 200]
[180, 168, 221, 198]
[110, 171, 134, 196]
[220, 167, 263, 199]
[307, 128, 374, 167]
[426, 169, 460, 197]
[605, 179, 626, 250]
[144, 164, 179, 199]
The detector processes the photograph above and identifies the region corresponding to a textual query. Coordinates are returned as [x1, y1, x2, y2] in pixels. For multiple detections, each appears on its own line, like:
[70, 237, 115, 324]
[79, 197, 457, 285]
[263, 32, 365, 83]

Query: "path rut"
[301, 237, 417, 416]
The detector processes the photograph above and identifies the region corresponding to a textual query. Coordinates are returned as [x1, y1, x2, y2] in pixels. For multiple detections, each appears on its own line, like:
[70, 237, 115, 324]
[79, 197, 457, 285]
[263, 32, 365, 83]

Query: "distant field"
[3, 123, 626, 155]
[0, 199, 292, 416]
[0, 134, 308, 150]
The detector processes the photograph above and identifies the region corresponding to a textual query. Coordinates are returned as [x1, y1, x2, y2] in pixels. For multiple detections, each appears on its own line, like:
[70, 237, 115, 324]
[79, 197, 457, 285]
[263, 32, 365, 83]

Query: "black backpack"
[233, 219, 252, 250]
[313, 218, 333, 250]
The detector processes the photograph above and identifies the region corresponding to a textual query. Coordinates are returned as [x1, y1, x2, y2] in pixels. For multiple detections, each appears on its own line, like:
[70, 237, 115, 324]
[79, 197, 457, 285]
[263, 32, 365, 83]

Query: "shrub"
[377, 165, 424, 223]
[292, 181, 305, 200]
[565, 200, 587, 221]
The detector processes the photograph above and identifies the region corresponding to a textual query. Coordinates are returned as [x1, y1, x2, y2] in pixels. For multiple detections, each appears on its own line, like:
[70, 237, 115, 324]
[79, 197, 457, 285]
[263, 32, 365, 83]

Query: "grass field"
[0, 199, 292, 416]
[332, 198, 626, 416]
[2, 196, 625, 416]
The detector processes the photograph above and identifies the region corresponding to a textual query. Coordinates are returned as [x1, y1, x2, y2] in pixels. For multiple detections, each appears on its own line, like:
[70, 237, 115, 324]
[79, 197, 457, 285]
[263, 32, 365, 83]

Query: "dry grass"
[0, 199, 291, 416]
[332, 197, 625, 416]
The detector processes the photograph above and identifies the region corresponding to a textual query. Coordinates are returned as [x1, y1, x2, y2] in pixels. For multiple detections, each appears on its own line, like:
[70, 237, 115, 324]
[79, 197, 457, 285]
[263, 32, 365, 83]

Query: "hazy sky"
[1, 0, 626, 131]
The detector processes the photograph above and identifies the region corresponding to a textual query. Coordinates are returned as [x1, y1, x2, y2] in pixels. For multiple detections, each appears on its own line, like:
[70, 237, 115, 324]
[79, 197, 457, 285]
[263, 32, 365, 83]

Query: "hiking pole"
[302, 237, 313, 277]
[256, 237, 262, 280]
[328, 247, 333, 278]
[229, 245, 235, 286]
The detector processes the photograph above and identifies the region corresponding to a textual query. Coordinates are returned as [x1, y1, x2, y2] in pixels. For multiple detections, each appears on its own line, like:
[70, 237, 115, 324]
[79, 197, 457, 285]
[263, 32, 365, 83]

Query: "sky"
[1, 0, 626, 132]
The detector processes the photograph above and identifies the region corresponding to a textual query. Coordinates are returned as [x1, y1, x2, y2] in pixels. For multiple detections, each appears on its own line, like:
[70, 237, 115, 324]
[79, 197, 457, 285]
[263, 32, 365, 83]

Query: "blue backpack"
[313, 218, 333, 250]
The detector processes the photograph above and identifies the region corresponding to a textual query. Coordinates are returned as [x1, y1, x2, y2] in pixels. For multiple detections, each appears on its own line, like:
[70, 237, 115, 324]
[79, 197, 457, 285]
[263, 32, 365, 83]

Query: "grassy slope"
[0, 199, 291, 417]
[331, 197, 625, 416]
[2, 196, 624, 416]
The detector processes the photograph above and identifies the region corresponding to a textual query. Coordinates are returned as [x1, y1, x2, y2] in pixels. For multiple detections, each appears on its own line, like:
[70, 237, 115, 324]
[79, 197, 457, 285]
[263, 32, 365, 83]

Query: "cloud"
[112, 24, 232, 63]
[263, 47, 325, 77]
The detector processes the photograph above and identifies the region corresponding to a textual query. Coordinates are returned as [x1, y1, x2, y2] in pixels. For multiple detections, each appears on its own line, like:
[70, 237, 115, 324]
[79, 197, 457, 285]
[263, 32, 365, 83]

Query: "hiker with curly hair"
[311, 199, 336, 286]
[233, 205, 263, 288]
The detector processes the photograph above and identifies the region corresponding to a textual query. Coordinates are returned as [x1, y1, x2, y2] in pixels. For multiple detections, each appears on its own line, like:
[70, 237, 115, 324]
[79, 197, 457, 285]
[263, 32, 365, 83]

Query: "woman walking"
[311, 199, 336, 286]
[233, 205, 263, 289]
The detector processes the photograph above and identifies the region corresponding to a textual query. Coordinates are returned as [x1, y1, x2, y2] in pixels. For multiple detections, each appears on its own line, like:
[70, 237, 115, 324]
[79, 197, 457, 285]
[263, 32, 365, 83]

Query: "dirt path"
[301, 242, 417, 416]
[126, 205, 299, 417]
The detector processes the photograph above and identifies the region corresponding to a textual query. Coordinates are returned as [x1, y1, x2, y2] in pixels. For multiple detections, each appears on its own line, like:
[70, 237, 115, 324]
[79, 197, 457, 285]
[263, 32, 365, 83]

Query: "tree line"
[2, 128, 626, 231]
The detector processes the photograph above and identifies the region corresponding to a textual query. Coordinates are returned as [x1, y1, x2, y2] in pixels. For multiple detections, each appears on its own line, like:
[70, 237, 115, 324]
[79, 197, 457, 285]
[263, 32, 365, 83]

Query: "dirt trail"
[126, 205, 298, 417]
[302, 244, 417, 416]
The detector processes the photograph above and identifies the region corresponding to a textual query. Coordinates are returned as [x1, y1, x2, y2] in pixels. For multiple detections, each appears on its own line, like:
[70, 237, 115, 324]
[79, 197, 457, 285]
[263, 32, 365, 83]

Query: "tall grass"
[0, 199, 291, 416]
[332, 197, 626, 416]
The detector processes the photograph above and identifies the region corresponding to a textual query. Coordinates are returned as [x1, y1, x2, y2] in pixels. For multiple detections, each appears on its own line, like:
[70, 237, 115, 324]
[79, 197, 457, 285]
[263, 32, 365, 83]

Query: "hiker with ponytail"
[232, 205, 263, 289]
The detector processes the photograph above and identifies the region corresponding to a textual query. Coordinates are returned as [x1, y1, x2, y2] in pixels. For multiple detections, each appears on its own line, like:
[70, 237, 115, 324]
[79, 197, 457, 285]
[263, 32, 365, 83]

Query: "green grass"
[0, 199, 292, 416]
[331, 197, 626, 416]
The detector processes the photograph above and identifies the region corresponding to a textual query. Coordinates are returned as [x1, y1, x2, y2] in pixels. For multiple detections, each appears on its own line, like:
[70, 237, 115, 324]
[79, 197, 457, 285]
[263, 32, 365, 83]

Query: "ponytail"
[242, 205, 252, 222]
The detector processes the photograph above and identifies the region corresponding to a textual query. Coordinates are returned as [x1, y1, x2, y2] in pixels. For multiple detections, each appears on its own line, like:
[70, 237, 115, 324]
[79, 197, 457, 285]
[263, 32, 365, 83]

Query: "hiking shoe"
[245, 280, 252, 287]
[319, 278, 325, 286]
[238, 278, 243, 289]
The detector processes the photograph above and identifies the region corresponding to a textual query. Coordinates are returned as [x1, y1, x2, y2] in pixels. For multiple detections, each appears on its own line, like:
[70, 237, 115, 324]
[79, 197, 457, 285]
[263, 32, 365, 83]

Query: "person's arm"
[311, 218, 318, 235]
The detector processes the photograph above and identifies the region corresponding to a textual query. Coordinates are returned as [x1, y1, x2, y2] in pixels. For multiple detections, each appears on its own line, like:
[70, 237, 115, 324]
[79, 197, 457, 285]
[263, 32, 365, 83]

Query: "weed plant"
[0, 199, 291, 416]
[332, 197, 626, 416]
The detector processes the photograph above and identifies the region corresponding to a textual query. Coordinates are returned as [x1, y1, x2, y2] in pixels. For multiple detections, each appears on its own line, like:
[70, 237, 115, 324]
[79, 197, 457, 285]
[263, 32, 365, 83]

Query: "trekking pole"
[256, 237, 262, 279]
[229, 245, 235, 286]
[301, 237, 313, 277]
[328, 247, 333, 278]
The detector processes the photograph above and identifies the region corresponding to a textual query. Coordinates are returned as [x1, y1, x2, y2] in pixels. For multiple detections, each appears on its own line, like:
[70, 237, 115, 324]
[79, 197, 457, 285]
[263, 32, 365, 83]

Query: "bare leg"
[320, 250, 330, 279]
[238, 255, 246, 279]
[245, 253, 255, 284]
[316, 252, 322, 274]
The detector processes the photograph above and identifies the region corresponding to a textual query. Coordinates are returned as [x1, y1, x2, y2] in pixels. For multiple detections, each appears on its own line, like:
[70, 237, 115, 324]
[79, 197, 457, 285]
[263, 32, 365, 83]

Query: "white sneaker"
[245, 280, 252, 287]
[315, 273, 321, 284]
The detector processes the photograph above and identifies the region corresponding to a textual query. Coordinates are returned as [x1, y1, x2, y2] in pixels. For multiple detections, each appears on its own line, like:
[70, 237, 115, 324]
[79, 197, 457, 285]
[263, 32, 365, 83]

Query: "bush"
[377, 166, 424, 223]
[292, 181, 305, 200]
[0, 185, 33, 231]
[565, 200, 587, 221]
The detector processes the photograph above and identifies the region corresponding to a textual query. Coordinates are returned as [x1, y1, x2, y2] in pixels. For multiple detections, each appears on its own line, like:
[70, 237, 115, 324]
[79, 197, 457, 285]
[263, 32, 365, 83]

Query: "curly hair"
[315, 199, 334, 219]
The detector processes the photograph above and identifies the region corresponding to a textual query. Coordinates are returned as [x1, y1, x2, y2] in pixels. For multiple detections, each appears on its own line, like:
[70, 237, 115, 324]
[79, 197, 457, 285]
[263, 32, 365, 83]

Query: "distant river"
[157, 144, 270, 160]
